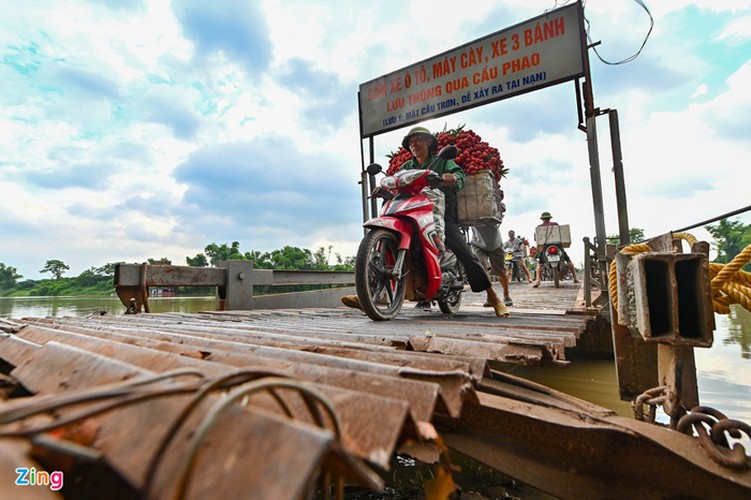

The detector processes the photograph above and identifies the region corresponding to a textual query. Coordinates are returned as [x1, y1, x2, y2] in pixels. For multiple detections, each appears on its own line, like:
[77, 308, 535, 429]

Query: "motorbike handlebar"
[426, 171, 441, 188]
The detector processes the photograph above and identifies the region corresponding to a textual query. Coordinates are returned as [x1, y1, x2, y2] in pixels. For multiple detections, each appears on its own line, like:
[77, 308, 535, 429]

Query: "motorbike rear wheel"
[355, 229, 406, 321]
[552, 266, 560, 288]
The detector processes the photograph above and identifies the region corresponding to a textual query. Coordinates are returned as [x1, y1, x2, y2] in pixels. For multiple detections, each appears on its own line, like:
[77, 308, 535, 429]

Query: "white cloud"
[0, 0, 748, 280]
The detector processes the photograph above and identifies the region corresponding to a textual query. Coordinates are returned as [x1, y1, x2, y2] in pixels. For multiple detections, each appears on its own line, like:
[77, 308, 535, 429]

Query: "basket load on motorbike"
[533, 211, 579, 288]
[387, 124, 508, 228]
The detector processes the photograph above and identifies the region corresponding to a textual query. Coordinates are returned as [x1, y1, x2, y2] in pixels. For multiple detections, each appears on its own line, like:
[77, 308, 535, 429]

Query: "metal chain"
[632, 385, 670, 424]
[677, 406, 751, 470]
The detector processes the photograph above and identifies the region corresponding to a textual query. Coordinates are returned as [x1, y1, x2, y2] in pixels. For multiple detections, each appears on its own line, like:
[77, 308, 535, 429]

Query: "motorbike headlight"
[393, 169, 426, 189]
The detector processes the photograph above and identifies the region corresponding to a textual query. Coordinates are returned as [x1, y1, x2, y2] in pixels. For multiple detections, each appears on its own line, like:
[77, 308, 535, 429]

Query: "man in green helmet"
[400, 126, 508, 317]
[532, 211, 579, 287]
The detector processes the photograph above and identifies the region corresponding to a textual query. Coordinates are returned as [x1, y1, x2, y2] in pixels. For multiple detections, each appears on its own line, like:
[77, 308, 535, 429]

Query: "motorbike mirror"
[366, 163, 383, 176]
[438, 145, 458, 160]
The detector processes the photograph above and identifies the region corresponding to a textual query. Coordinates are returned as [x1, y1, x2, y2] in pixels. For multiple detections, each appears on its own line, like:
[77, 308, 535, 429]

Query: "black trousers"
[444, 212, 492, 293]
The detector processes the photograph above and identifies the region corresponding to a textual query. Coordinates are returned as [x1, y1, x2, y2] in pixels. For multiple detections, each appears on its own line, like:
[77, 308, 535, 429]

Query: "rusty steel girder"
[611, 233, 717, 427]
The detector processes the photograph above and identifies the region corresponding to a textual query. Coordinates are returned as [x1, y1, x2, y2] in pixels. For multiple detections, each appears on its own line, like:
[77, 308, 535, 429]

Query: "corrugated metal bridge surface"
[3, 282, 746, 499]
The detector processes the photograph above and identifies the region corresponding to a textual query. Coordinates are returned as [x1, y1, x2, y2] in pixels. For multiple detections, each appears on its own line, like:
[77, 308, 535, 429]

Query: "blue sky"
[1, 0, 749, 279]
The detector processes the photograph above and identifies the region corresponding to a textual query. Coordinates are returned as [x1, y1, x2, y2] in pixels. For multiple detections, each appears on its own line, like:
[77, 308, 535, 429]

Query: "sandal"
[492, 301, 511, 318]
[340, 295, 362, 310]
[532, 281, 540, 288]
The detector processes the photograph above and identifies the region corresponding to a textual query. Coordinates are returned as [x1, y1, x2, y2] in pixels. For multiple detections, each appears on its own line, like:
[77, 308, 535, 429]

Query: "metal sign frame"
[358, 3, 586, 139]
[357, 1, 613, 275]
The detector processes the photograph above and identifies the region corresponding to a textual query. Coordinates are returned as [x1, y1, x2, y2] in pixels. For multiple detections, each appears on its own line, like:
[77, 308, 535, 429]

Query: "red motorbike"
[355, 146, 465, 321]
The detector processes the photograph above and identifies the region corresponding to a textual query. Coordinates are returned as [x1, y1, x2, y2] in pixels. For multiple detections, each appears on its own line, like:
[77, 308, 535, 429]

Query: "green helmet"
[540, 211, 552, 220]
[402, 126, 438, 152]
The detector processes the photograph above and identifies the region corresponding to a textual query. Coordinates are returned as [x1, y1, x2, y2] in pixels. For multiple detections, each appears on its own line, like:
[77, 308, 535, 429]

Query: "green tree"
[204, 242, 246, 266]
[95, 263, 118, 278]
[40, 259, 70, 280]
[606, 227, 645, 246]
[186, 254, 208, 267]
[330, 253, 355, 271]
[76, 268, 101, 287]
[269, 246, 314, 270]
[75, 263, 116, 289]
[245, 250, 273, 269]
[706, 217, 751, 271]
[0, 263, 22, 290]
[147, 257, 172, 265]
[312, 246, 332, 270]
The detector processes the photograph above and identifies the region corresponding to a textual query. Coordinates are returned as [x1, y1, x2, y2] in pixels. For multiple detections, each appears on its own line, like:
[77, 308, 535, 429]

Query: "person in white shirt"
[503, 229, 532, 282]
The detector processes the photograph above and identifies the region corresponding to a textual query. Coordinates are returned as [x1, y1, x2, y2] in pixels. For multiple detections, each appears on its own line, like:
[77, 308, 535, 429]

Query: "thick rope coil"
[707, 246, 751, 314]
[608, 235, 751, 315]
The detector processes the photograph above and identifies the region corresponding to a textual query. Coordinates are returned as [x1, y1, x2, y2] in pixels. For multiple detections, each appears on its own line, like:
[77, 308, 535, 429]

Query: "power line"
[584, 0, 654, 66]
[673, 205, 751, 233]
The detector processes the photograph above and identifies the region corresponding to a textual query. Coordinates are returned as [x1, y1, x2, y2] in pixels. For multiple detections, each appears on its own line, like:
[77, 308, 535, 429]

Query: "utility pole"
[578, 1, 608, 275]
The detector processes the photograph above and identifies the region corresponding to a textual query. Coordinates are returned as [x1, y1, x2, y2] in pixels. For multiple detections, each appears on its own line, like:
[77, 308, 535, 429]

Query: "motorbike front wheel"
[438, 289, 462, 314]
[355, 229, 406, 321]
[438, 260, 464, 315]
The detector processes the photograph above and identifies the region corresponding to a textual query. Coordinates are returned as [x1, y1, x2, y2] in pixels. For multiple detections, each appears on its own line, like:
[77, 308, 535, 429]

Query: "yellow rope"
[673, 231, 698, 247]
[608, 234, 751, 315]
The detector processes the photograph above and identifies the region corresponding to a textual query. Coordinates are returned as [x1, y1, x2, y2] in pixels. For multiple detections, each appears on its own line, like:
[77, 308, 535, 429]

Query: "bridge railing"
[582, 237, 614, 309]
[114, 261, 355, 313]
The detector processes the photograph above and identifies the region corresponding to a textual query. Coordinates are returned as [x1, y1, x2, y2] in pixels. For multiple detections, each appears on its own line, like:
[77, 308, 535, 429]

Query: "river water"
[1, 295, 749, 424]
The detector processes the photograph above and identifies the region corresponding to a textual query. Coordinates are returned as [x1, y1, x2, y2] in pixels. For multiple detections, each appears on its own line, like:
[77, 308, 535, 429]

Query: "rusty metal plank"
[254, 269, 355, 285]
[115, 264, 226, 287]
[1, 342, 383, 497]
[11, 324, 440, 425]
[19, 316, 402, 358]
[5, 327, 438, 469]
[241, 346, 472, 418]
[409, 335, 549, 365]
[83, 312, 414, 350]
[0, 334, 43, 367]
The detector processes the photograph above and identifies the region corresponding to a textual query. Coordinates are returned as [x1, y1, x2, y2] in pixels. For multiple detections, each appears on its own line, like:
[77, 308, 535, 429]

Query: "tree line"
[0, 243, 355, 296]
[1, 219, 748, 297]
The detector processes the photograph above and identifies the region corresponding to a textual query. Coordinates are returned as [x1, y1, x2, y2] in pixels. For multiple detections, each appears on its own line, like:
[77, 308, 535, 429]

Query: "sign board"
[358, 3, 585, 138]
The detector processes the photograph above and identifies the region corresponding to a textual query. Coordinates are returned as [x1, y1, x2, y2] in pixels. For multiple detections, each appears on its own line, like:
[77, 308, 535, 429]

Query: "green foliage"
[706, 217, 751, 271]
[606, 227, 645, 246]
[204, 241, 246, 265]
[269, 246, 315, 270]
[40, 259, 70, 280]
[0, 263, 22, 290]
[186, 253, 208, 267]
[147, 257, 172, 265]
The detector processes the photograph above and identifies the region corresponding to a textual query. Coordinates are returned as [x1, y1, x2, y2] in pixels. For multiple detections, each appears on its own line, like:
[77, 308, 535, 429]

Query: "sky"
[1, 0, 749, 280]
